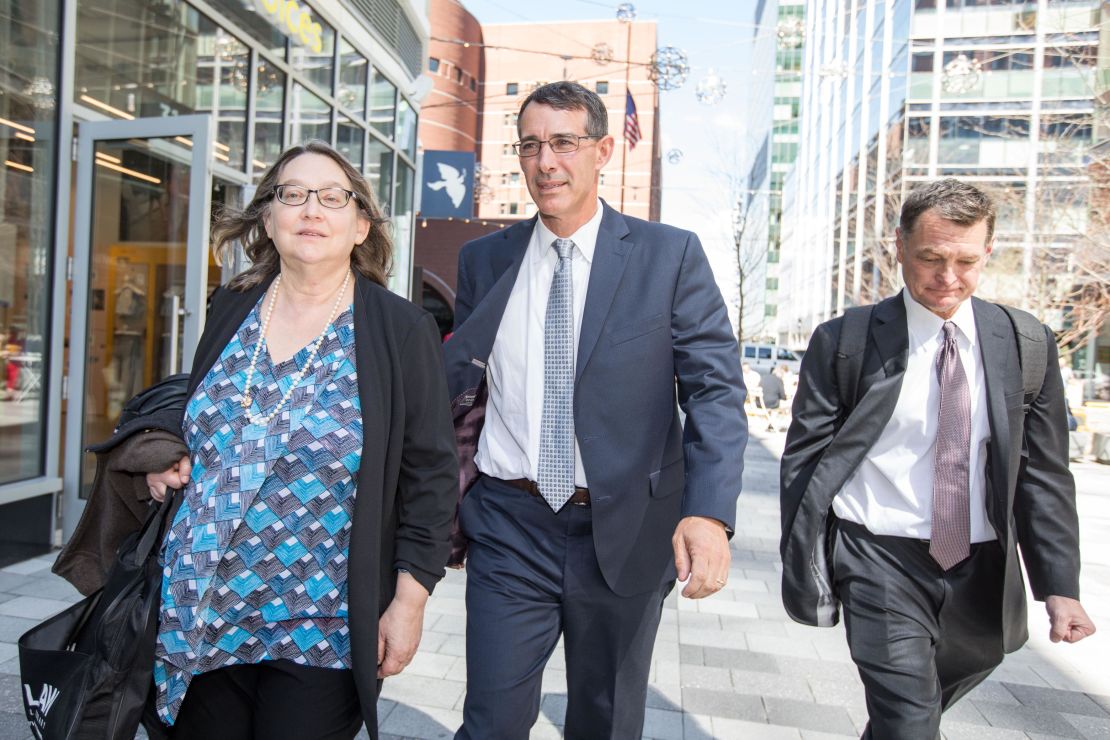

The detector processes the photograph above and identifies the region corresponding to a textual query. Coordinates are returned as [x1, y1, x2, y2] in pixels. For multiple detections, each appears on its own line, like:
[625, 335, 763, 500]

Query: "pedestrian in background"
[144, 141, 457, 739]
[760, 366, 787, 410]
[780, 179, 1095, 738]
[742, 361, 762, 394]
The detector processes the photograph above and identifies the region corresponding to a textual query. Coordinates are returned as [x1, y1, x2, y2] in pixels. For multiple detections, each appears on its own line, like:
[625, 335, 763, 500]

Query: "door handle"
[170, 294, 182, 373]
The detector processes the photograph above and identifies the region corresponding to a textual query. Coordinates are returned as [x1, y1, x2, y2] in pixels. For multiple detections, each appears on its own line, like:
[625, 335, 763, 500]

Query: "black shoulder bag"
[18, 493, 176, 740]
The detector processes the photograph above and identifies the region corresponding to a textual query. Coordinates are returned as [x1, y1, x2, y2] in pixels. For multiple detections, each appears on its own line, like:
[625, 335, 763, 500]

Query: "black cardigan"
[179, 272, 458, 735]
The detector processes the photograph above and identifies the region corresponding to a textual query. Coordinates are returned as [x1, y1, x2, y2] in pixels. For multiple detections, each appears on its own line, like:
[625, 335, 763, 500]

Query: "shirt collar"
[532, 199, 603, 265]
[903, 288, 978, 347]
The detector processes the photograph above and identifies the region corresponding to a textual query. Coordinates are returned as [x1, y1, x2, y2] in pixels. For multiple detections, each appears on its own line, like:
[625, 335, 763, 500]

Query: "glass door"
[62, 115, 213, 537]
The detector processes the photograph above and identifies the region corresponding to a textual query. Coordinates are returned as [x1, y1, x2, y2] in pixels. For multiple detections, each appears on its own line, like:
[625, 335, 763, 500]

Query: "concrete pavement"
[1, 430, 1108, 738]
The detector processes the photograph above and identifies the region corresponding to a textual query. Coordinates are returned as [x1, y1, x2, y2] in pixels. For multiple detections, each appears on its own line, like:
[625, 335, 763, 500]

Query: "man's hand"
[1045, 595, 1096, 644]
[145, 455, 191, 502]
[378, 572, 429, 678]
[672, 516, 730, 599]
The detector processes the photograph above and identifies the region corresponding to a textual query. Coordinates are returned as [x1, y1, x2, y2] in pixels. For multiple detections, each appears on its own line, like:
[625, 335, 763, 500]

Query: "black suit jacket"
[779, 292, 1080, 652]
[181, 274, 458, 736]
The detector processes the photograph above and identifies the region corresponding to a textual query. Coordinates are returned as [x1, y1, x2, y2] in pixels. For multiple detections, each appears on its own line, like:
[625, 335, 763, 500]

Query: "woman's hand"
[145, 455, 191, 502]
[377, 571, 429, 679]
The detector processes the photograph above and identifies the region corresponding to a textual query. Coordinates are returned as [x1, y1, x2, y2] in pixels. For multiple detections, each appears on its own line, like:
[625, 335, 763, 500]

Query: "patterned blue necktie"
[537, 238, 575, 511]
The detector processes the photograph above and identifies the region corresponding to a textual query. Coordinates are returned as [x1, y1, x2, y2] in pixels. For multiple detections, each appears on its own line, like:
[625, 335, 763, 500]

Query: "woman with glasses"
[142, 141, 457, 739]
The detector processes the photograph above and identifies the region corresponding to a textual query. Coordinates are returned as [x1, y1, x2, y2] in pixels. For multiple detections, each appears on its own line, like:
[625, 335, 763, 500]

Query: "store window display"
[0, 0, 59, 485]
[112, 263, 148, 403]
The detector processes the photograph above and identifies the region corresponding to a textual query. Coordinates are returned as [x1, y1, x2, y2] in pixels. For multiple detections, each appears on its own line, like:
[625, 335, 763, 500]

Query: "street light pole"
[620, 19, 632, 212]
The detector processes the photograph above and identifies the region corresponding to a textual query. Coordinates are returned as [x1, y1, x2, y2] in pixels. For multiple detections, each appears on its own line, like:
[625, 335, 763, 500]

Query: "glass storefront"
[0, 0, 425, 542]
[72, 0, 417, 201]
[0, 0, 60, 486]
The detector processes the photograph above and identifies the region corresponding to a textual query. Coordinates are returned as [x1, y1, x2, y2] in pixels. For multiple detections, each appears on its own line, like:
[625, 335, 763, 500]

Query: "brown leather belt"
[502, 478, 590, 506]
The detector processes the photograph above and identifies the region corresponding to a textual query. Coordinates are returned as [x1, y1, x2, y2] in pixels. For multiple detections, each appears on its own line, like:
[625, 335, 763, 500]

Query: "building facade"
[411, 8, 663, 335]
[778, 0, 911, 347]
[421, 0, 483, 152]
[0, 0, 429, 561]
[741, 0, 805, 341]
[779, 0, 1108, 383]
[412, 0, 491, 333]
[477, 19, 661, 223]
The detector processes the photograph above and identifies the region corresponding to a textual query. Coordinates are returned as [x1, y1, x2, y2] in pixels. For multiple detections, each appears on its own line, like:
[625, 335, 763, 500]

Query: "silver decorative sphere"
[776, 18, 805, 49]
[650, 46, 690, 91]
[24, 76, 56, 110]
[942, 53, 983, 94]
[666, 148, 684, 165]
[616, 3, 636, 23]
[695, 69, 727, 105]
[817, 61, 850, 80]
[592, 43, 614, 66]
[337, 86, 359, 110]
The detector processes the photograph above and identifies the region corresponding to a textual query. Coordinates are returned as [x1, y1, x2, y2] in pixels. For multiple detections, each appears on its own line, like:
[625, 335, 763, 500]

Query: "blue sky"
[457, 0, 764, 309]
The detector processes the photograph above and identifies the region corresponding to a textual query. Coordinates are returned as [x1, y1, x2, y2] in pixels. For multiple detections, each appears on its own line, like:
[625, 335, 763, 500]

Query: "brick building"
[413, 2, 662, 334]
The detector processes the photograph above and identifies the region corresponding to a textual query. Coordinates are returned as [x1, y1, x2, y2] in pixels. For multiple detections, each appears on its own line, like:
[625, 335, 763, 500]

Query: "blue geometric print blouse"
[154, 300, 362, 725]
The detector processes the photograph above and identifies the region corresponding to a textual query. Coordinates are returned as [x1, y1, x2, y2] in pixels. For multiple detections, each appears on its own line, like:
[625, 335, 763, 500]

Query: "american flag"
[624, 90, 642, 150]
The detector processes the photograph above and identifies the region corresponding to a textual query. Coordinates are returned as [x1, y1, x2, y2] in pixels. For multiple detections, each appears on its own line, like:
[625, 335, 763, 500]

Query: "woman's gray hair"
[899, 178, 996, 242]
[212, 140, 392, 291]
[517, 81, 609, 137]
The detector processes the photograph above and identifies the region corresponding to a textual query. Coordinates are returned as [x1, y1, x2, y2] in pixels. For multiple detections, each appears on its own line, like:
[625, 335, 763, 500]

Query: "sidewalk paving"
[1, 430, 1108, 739]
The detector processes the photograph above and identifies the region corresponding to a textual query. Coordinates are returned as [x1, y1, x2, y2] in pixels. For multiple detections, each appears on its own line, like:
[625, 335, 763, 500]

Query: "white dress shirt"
[832, 290, 996, 542]
[475, 200, 604, 486]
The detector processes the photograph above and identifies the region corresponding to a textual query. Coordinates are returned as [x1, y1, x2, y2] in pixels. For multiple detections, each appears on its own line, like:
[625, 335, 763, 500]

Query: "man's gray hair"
[899, 178, 996, 242]
[517, 81, 608, 138]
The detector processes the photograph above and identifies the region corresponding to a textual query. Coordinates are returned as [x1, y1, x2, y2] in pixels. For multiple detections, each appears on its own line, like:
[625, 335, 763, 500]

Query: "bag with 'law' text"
[18, 493, 175, 740]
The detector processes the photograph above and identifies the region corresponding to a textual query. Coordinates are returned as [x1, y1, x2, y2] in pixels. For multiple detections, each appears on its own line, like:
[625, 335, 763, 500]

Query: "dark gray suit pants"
[455, 475, 671, 740]
[834, 520, 1006, 740]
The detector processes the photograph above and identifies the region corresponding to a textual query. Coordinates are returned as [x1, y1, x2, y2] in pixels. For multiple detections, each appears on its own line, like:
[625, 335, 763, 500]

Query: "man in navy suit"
[445, 82, 747, 738]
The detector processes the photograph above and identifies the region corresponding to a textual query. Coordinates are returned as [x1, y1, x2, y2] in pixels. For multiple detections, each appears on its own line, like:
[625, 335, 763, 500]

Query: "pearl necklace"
[240, 269, 352, 426]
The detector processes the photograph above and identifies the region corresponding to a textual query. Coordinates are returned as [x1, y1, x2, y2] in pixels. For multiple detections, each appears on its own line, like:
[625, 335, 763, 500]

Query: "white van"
[740, 343, 802, 374]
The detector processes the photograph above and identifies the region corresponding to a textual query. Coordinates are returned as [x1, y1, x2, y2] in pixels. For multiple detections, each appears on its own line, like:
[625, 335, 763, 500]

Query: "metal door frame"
[62, 114, 213, 538]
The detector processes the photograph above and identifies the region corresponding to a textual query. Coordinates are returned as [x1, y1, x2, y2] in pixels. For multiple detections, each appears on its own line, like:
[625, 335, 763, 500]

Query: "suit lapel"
[856, 293, 909, 436]
[973, 297, 1012, 526]
[474, 230, 529, 350]
[871, 293, 909, 380]
[575, 204, 632, 380]
[444, 221, 531, 402]
[802, 294, 909, 514]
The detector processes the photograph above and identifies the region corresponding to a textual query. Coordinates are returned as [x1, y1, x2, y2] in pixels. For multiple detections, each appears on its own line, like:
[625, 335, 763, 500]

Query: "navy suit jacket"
[444, 202, 748, 596]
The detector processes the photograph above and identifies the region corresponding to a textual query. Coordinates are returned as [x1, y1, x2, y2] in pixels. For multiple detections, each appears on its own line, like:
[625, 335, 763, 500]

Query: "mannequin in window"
[114, 270, 147, 400]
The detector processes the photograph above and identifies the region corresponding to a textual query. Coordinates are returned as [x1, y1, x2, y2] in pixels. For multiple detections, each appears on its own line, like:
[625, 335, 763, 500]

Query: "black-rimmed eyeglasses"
[273, 184, 359, 209]
[512, 135, 601, 157]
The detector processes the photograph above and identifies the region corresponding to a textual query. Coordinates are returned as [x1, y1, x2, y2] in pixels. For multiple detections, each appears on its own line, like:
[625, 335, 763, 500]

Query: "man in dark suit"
[780, 179, 1095, 738]
[444, 81, 747, 738]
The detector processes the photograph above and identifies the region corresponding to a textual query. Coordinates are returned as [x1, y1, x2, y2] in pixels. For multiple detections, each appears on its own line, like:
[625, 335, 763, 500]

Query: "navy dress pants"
[456, 475, 672, 740]
[834, 520, 1007, 740]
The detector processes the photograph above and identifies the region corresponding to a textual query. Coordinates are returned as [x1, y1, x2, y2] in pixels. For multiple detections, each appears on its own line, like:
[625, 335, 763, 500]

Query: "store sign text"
[253, 0, 324, 54]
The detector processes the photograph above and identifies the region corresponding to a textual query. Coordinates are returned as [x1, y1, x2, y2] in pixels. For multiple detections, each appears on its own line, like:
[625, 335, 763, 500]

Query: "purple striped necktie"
[930, 321, 972, 571]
